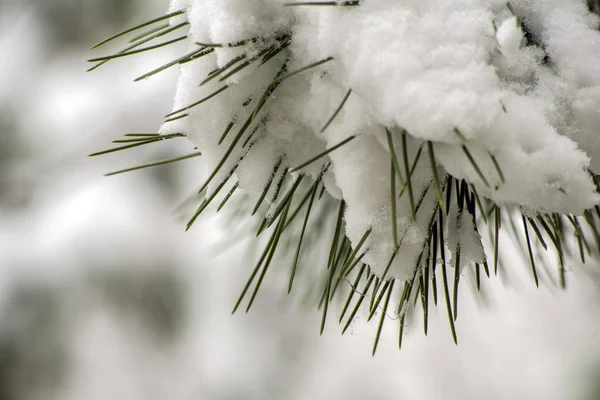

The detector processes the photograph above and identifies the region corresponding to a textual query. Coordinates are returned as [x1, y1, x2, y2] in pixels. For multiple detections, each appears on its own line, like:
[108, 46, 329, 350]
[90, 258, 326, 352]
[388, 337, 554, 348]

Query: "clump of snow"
[496, 16, 523, 63]
[446, 207, 486, 272]
[164, 0, 600, 280]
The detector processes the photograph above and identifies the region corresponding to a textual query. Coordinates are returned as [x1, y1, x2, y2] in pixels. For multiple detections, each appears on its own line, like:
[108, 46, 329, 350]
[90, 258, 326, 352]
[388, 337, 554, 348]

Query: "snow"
[446, 207, 486, 271]
[166, 0, 600, 280]
[496, 16, 523, 63]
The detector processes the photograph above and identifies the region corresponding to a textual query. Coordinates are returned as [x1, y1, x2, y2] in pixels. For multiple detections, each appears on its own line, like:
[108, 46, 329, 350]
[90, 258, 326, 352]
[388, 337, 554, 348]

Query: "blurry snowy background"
[2, 0, 600, 399]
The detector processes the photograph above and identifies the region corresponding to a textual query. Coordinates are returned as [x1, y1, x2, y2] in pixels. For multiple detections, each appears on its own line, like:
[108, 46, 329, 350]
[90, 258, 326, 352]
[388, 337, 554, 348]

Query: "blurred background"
[1, 1, 600, 399]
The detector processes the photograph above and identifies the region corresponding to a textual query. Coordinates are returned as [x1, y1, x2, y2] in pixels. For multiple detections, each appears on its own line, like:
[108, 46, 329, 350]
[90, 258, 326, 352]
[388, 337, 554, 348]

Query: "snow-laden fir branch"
[89, 0, 600, 351]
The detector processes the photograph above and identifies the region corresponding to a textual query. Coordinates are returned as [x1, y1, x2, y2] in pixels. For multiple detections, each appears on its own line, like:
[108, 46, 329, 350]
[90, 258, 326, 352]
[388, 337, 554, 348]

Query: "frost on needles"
[89, 0, 600, 348]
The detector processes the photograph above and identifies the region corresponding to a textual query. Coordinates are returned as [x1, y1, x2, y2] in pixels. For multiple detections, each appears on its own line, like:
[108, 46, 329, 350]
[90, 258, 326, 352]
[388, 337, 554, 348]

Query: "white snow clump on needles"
[162, 0, 600, 280]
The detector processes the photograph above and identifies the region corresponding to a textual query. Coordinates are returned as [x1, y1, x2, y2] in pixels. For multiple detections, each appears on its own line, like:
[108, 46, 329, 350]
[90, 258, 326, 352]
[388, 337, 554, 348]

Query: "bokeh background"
[2, 1, 600, 399]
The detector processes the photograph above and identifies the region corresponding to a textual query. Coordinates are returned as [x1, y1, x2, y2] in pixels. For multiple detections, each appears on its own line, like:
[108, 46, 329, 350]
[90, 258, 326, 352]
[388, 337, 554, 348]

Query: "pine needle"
[452, 241, 461, 321]
[217, 182, 239, 211]
[326, 200, 346, 270]
[195, 37, 259, 48]
[431, 222, 439, 305]
[232, 203, 289, 314]
[372, 280, 394, 356]
[129, 23, 170, 43]
[584, 210, 600, 253]
[88, 21, 189, 71]
[438, 208, 457, 344]
[489, 152, 505, 184]
[398, 143, 424, 200]
[165, 84, 229, 118]
[367, 280, 391, 322]
[112, 132, 185, 143]
[422, 249, 431, 335]
[164, 113, 189, 123]
[339, 228, 372, 276]
[321, 243, 342, 334]
[218, 120, 236, 145]
[461, 145, 490, 188]
[289, 135, 357, 172]
[527, 216, 547, 250]
[200, 53, 248, 86]
[494, 206, 501, 275]
[427, 141, 445, 211]
[252, 160, 283, 216]
[385, 128, 405, 185]
[218, 45, 282, 83]
[89, 138, 163, 156]
[400, 130, 416, 219]
[342, 274, 375, 334]
[274, 57, 334, 83]
[468, 184, 487, 223]
[289, 179, 319, 293]
[246, 201, 291, 312]
[261, 176, 303, 230]
[320, 89, 352, 133]
[186, 160, 240, 230]
[91, 10, 185, 49]
[454, 128, 490, 188]
[88, 34, 188, 62]
[105, 151, 202, 176]
[284, 1, 360, 5]
[339, 263, 366, 323]
[135, 47, 212, 81]
[522, 215, 540, 287]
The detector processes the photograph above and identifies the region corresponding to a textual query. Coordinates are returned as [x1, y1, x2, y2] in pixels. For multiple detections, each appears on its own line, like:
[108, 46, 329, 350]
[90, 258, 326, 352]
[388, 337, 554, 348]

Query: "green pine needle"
[438, 208, 457, 344]
[342, 273, 375, 334]
[339, 264, 366, 323]
[320, 89, 352, 133]
[165, 84, 230, 119]
[195, 37, 259, 48]
[90, 10, 185, 49]
[89, 138, 163, 156]
[494, 206, 501, 275]
[105, 150, 201, 176]
[367, 280, 391, 322]
[427, 141, 445, 211]
[200, 53, 248, 86]
[252, 161, 283, 216]
[289, 180, 319, 293]
[128, 23, 170, 43]
[431, 222, 439, 306]
[489, 152, 505, 184]
[218, 120, 236, 145]
[232, 205, 289, 314]
[217, 182, 239, 212]
[88, 22, 190, 71]
[274, 57, 334, 83]
[164, 113, 190, 123]
[339, 228, 371, 276]
[89, 31, 188, 62]
[135, 47, 212, 82]
[289, 135, 357, 173]
[452, 241, 461, 321]
[246, 201, 292, 312]
[372, 280, 394, 356]
[522, 215, 540, 287]
[400, 130, 416, 219]
[284, 1, 360, 6]
[264, 175, 305, 230]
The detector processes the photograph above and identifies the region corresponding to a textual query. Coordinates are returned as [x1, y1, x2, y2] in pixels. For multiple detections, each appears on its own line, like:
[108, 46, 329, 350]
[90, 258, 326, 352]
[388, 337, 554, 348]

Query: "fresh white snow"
[164, 0, 600, 279]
